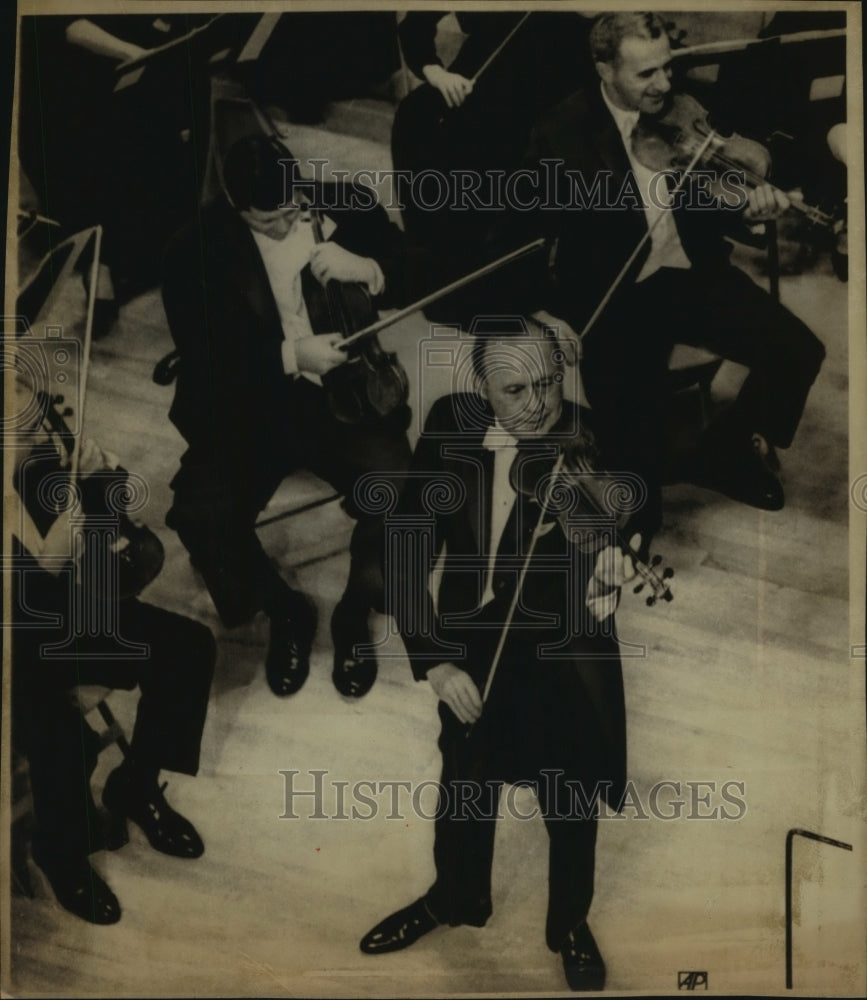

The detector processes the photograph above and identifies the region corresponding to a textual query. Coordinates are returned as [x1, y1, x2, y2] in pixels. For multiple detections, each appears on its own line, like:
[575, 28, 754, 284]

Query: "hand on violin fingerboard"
[585, 534, 641, 622]
[309, 244, 385, 295]
[422, 64, 474, 108]
[292, 334, 348, 376]
[743, 184, 790, 223]
[78, 438, 120, 476]
[427, 663, 483, 725]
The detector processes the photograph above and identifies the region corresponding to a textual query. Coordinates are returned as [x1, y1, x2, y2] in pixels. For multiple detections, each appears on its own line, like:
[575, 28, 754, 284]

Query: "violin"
[631, 92, 835, 229]
[307, 205, 409, 426]
[509, 439, 675, 608]
[17, 384, 165, 599]
[14, 223, 163, 598]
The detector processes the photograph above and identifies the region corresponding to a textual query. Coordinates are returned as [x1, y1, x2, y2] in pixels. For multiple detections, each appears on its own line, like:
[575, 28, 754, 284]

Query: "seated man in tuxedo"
[515, 11, 825, 537]
[392, 9, 592, 308]
[360, 319, 638, 991]
[10, 416, 215, 925]
[162, 135, 411, 698]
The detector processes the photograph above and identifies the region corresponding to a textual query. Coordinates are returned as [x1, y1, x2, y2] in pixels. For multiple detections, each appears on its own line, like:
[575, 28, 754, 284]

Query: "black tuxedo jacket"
[522, 85, 746, 330]
[392, 393, 626, 804]
[162, 185, 406, 482]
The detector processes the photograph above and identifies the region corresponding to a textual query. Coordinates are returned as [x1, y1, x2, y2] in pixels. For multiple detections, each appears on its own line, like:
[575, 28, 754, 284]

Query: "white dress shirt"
[251, 212, 385, 383]
[600, 82, 692, 282]
[252, 215, 320, 379]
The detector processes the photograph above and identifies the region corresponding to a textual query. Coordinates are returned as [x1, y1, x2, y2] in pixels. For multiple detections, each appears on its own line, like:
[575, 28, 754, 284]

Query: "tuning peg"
[55, 394, 65, 404]
[663, 591, 674, 602]
[633, 583, 644, 594]
[62, 407, 73, 417]
[663, 568, 674, 580]
[651, 554, 662, 567]
[646, 595, 656, 607]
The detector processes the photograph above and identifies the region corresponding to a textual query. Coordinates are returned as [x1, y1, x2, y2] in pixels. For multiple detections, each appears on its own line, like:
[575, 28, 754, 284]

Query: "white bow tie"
[482, 425, 518, 451]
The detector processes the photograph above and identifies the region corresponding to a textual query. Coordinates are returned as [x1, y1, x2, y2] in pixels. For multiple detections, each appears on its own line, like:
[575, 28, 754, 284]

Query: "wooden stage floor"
[7, 116, 865, 997]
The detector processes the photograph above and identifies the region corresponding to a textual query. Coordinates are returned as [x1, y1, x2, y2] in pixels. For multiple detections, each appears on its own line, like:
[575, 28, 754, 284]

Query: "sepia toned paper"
[2, 2, 865, 996]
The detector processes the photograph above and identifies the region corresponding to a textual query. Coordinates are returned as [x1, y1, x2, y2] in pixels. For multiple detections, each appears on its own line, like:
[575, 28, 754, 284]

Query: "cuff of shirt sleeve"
[281, 339, 300, 376]
[585, 583, 621, 623]
[366, 259, 385, 297]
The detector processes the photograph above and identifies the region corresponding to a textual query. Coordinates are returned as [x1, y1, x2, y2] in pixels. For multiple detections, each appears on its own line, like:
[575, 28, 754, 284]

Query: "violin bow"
[471, 12, 532, 84]
[70, 225, 101, 485]
[468, 452, 567, 731]
[336, 238, 546, 352]
[671, 27, 845, 62]
[114, 14, 227, 91]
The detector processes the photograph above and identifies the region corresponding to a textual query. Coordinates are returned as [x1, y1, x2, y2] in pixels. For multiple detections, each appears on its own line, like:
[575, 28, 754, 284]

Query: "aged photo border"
[2, 0, 866, 996]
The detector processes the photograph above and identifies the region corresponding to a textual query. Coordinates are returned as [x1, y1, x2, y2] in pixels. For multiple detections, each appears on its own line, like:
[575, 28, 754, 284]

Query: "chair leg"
[96, 700, 131, 759]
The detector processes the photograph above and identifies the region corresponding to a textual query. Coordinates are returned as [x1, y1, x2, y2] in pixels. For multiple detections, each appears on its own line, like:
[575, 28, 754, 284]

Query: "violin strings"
[558, 454, 668, 597]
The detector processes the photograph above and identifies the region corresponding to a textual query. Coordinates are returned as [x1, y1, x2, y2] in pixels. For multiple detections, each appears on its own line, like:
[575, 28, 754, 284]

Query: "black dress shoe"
[32, 843, 121, 925]
[266, 595, 316, 697]
[360, 897, 441, 954]
[687, 432, 784, 511]
[560, 921, 606, 991]
[331, 599, 377, 698]
[102, 767, 204, 859]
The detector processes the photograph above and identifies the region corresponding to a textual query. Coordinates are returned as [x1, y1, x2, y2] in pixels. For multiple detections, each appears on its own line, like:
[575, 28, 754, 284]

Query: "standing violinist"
[359, 319, 634, 992]
[162, 135, 411, 699]
[516, 11, 825, 537]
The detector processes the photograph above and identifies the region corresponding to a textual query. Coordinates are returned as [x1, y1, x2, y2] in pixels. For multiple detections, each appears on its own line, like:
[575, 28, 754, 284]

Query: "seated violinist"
[514, 12, 826, 536]
[162, 135, 411, 699]
[359, 319, 639, 991]
[392, 10, 592, 305]
[10, 400, 215, 925]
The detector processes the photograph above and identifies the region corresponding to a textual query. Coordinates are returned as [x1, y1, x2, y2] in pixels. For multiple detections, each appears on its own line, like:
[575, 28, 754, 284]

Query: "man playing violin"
[520, 11, 825, 535]
[392, 10, 593, 312]
[162, 135, 411, 699]
[359, 319, 637, 991]
[9, 400, 215, 925]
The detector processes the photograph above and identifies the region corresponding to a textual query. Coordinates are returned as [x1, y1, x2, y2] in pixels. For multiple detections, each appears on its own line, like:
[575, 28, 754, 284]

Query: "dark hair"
[221, 135, 298, 211]
[470, 314, 552, 383]
[590, 12, 667, 65]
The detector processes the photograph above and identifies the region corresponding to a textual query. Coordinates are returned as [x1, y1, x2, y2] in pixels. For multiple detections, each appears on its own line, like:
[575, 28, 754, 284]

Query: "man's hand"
[585, 533, 640, 622]
[77, 438, 118, 476]
[293, 334, 347, 376]
[743, 184, 790, 223]
[427, 662, 482, 724]
[422, 64, 474, 108]
[309, 243, 380, 289]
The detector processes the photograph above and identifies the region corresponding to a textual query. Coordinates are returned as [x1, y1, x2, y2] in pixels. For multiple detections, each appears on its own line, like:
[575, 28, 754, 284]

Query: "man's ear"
[596, 61, 612, 86]
[476, 376, 489, 401]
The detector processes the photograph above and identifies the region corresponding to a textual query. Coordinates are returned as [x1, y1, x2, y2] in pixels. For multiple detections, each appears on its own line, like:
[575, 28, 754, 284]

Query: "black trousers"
[391, 83, 531, 309]
[580, 264, 826, 534]
[168, 378, 412, 628]
[12, 579, 216, 861]
[425, 647, 603, 952]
